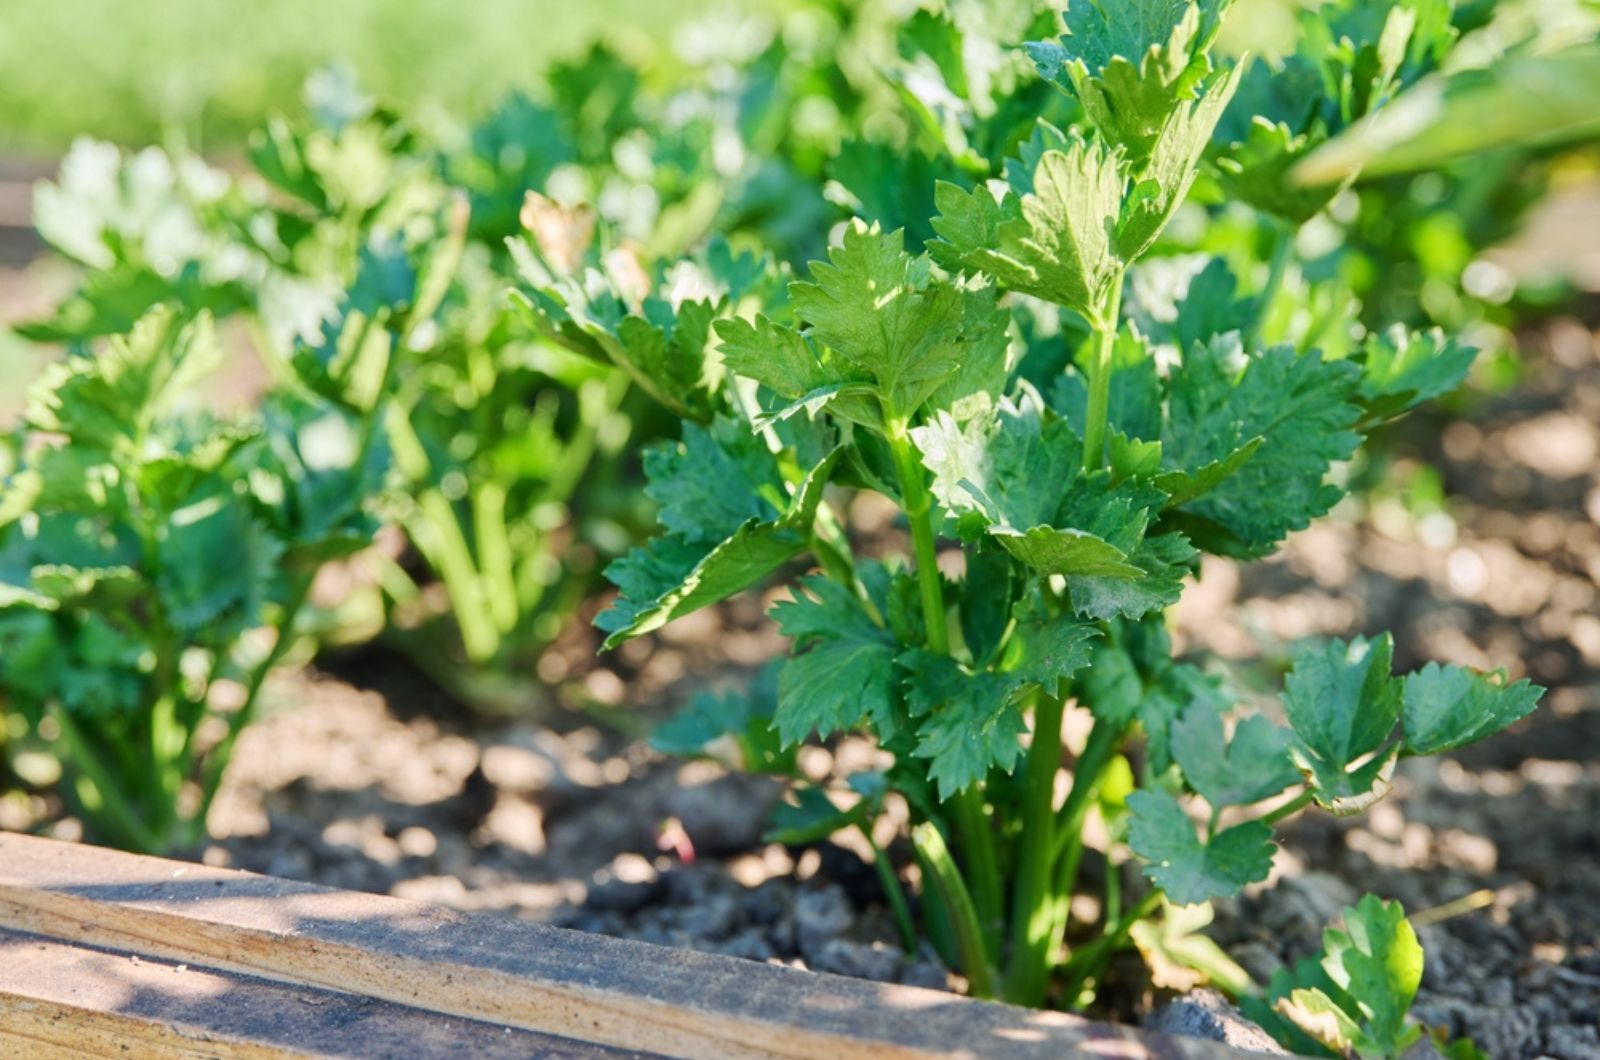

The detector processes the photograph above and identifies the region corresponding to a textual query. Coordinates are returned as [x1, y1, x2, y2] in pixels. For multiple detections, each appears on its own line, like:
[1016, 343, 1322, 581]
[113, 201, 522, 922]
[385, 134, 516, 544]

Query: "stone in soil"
[1146, 990, 1288, 1055]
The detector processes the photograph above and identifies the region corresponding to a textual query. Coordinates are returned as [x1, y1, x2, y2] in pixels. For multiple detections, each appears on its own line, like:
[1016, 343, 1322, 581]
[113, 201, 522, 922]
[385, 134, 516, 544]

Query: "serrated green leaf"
[1165, 336, 1361, 555]
[1066, 531, 1195, 619]
[1128, 788, 1276, 905]
[1214, 0, 1456, 224]
[643, 418, 784, 545]
[1144, 662, 1231, 774]
[1401, 662, 1543, 757]
[903, 649, 1027, 799]
[930, 137, 1125, 317]
[254, 395, 385, 559]
[990, 524, 1143, 579]
[914, 394, 1177, 592]
[915, 395, 1080, 535]
[715, 311, 882, 427]
[597, 446, 840, 647]
[715, 314, 849, 410]
[1027, 0, 1228, 165]
[1152, 438, 1262, 509]
[28, 309, 218, 452]
[774, 575, 900, 745]
[789, 222, 1006, 419]
[1079, 639, 1144, 728]
[512, 241, 762, 423]
[828, 140, 963, 254]
[958, 541, 1017, 668]
[652, 665, 788, 774]
[157, 490, 284, 635]
[1356, 325, 1477, 423]
[1172, 702, 1299, 808]
[1117, 64, 1242, 258]
[1284, 635, 1403, 813]
[1109, 430, 1163, 481]
[1002, 606, 1100, 690]
[1214, 116, 1338, 227]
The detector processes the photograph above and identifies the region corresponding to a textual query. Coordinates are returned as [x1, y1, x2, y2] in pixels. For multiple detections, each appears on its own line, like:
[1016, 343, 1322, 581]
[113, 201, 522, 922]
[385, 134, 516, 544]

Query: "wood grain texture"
[0, 929, 650, 1059]
[0, 834, 1255, 1060]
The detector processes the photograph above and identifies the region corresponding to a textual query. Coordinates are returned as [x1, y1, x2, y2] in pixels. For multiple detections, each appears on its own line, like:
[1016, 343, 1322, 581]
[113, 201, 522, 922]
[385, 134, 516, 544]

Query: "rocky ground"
[5, 289, 1599, 1054]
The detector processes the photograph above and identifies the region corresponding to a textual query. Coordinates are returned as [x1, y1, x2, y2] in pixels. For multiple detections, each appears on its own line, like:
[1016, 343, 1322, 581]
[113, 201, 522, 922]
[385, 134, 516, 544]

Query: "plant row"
[4, 1, 1592, 1055]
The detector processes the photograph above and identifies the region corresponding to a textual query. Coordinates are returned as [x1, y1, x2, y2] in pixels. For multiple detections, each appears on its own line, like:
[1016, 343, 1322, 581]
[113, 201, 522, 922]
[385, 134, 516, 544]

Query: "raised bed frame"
[0, 833, 1253, 1058]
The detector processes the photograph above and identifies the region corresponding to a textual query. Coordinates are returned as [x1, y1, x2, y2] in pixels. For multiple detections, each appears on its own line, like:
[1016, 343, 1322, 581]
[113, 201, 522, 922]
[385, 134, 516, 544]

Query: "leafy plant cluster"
[16, 24, 878, 695]
[521, 0, 1549, 1054]
[0, 307, 387, 851]
[0, 0, 1577, 1053]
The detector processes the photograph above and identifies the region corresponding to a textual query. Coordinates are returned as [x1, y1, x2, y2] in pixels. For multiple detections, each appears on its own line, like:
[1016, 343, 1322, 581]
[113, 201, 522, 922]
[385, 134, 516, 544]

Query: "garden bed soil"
[13, 314, 1600, 1058]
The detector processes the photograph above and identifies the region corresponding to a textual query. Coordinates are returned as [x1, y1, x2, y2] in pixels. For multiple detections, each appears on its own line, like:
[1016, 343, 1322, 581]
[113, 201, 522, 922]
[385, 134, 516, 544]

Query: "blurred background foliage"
[0, 0, 787, 152]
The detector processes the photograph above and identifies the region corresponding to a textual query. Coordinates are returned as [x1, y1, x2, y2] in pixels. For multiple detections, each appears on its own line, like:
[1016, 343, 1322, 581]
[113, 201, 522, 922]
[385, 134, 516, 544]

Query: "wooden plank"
[0, 928, 645, 1060]
[0, 834, 1249, 1060]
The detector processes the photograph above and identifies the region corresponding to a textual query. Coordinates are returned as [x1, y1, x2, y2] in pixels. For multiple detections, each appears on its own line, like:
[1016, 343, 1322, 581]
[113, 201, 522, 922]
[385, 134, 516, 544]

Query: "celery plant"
[558, 2, 1543, 1051]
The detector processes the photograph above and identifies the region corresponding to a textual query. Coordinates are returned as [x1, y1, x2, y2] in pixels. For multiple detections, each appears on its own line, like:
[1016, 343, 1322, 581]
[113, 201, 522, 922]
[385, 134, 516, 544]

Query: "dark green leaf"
[1128, 788, 1276, 905]
[930, 136, 1125, 318]
[1165, 336, 1361, 555]
[902, 650, 1027, 799]
[1283, 635, 1403, 813]
[1401, 662, 1543, 757]
[1171, 702, 1299, 808]
[1356, 326, 1477, 423]
[774, 575, 900, 745]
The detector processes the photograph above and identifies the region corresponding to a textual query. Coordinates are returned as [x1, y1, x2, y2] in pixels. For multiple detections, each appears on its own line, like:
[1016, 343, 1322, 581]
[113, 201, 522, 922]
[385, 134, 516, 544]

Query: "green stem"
[1244, 219, 1295, 351]
[473, 481, 518, 636]
[1258, 788, 1314, 827]
[884, 416, 1003, 962]
[1059, 889, 1162, 1007]
[411, 490, 500, 664]
[1003, 689, 1067, 1005]
[1080, 278, 1125, 474]
[1104, 848, 1122, 925]
[884, 418, 949, 656]
[548, 372, 629, 504]
[147, 689, 186, 837]
[195, 576, 314, 829]
[913, 823, 996, 998]
[51, 707, 166, 854]
[1038, 715, 1129, 995]
[954, 787, 1003, 958]
[1050, 716, 1127, 863]
[865, 831, 918, 952]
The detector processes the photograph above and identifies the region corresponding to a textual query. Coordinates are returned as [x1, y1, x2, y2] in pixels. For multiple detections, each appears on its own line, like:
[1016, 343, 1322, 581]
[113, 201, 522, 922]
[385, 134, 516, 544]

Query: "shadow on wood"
[0, 833, 1253, 1059]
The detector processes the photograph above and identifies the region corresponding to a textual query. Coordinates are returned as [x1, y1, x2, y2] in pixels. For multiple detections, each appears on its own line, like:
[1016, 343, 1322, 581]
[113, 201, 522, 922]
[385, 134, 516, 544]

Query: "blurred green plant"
[0, 308, 387, 852]
[0, 0, 780, 152]
[14, 30, 872, 698]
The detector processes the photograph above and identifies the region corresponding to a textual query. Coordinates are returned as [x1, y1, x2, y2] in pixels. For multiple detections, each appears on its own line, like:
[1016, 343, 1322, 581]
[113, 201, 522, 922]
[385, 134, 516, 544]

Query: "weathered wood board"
[0, 927, 640, 1059]
[0, 833, 1256, 1059]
